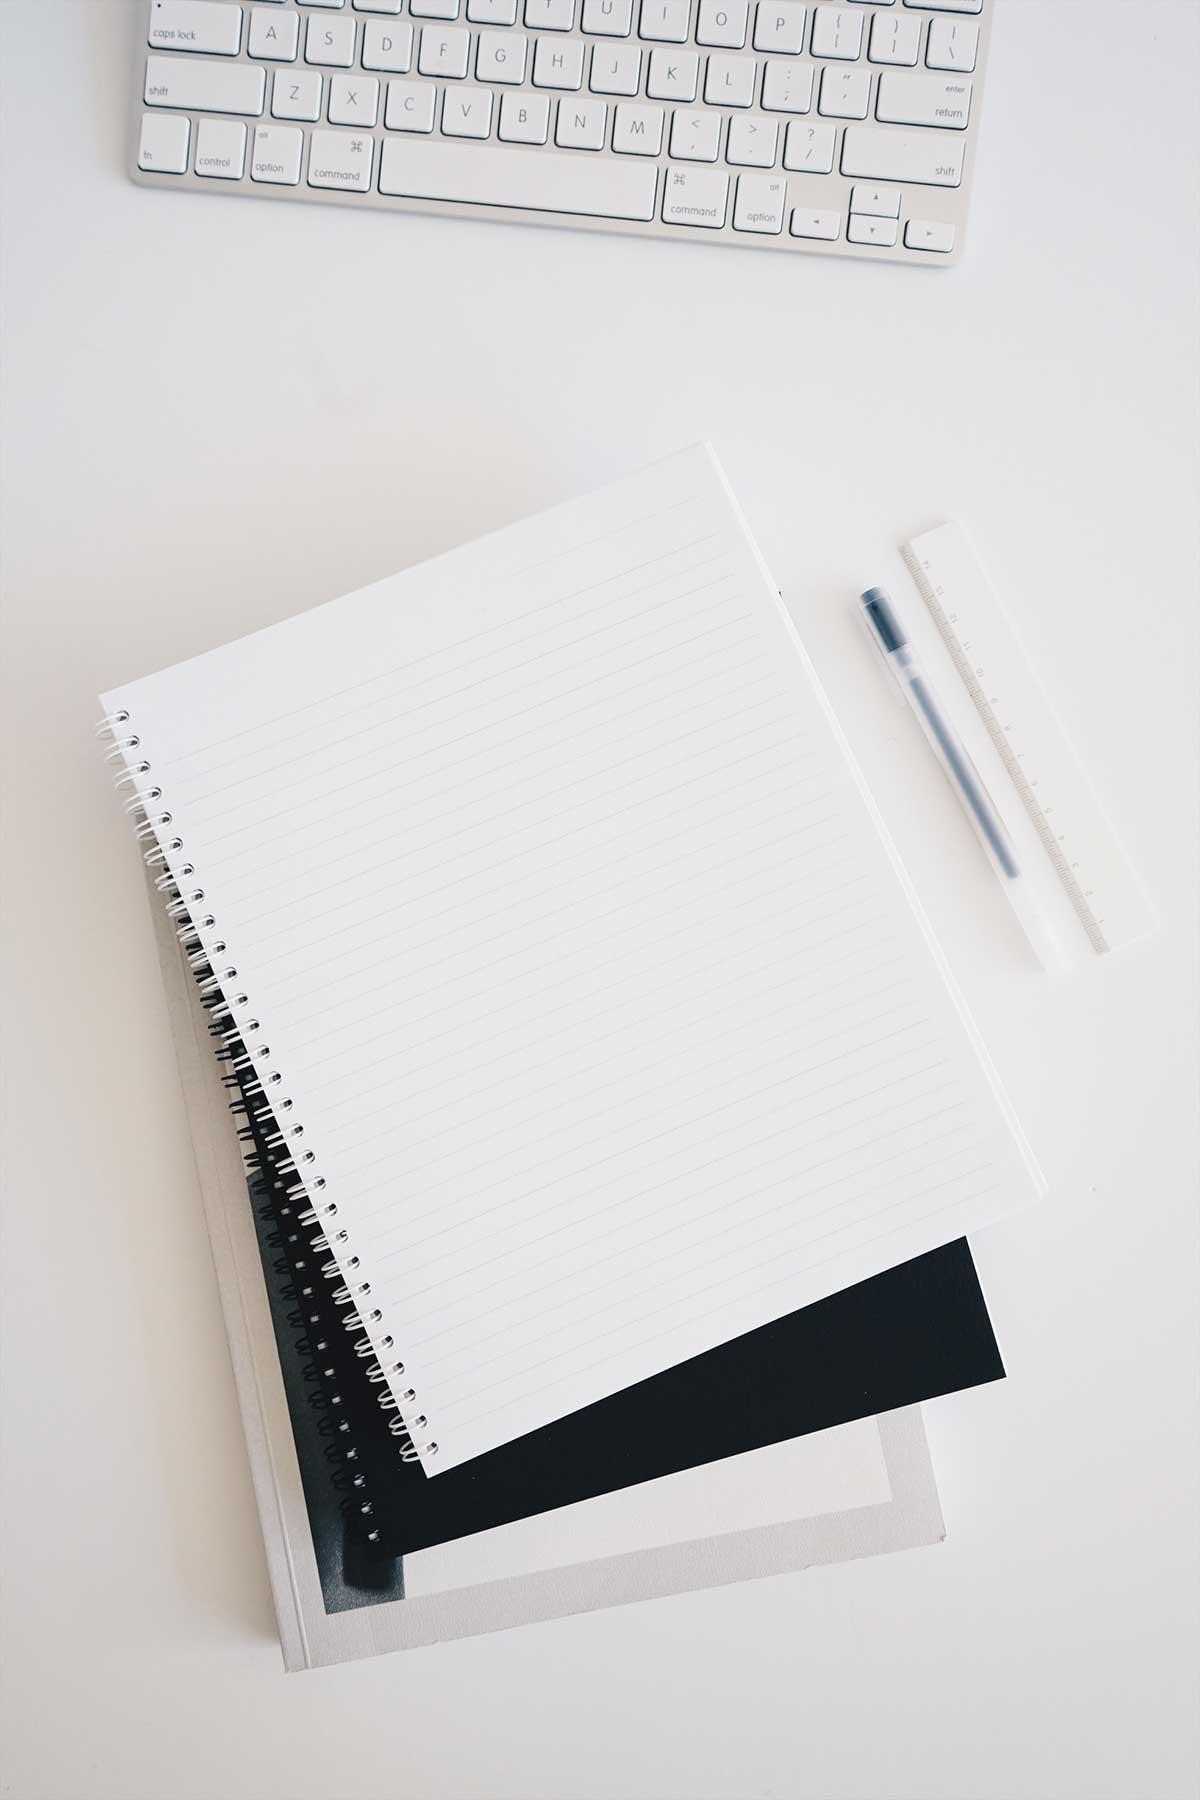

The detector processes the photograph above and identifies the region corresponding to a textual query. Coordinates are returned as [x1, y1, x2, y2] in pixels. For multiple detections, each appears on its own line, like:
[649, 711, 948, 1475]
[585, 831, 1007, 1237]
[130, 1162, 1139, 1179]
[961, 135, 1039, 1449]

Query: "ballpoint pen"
[861, 584, 1019, 877]
[860, 584, 1062, 966]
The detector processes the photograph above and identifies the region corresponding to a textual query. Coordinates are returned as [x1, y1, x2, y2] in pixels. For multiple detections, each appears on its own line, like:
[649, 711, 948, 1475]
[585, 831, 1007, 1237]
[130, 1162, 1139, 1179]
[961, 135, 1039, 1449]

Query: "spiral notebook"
[154, 878, 953, 1668]
[101, 444, 1042, 1478]
[231, 947, 1000, 1577]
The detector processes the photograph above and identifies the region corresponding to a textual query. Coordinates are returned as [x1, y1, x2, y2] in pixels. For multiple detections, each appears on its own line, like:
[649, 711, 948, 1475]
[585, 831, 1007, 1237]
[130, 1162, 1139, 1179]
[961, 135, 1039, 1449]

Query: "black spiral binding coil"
[98, 706, 435, 1570]
[230, 1055, 393, 1559]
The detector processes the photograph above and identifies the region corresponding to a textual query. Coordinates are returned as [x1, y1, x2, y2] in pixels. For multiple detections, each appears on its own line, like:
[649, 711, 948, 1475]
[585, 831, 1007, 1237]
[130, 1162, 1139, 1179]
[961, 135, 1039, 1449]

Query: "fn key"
[138, 112, 191, 174]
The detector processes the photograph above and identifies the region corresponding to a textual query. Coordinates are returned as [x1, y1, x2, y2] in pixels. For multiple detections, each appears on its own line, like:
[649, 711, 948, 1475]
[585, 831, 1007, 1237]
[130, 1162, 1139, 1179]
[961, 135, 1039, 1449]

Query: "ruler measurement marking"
[901, 543, 1111, 955]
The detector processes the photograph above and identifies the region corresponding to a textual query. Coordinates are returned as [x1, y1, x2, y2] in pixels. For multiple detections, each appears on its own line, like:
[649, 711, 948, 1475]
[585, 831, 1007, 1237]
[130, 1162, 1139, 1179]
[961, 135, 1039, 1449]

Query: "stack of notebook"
[100, 446, 1041, 1668]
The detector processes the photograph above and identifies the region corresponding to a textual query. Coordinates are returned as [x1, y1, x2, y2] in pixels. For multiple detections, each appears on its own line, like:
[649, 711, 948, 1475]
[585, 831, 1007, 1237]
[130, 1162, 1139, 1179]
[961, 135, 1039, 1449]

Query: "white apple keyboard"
[132, 0, 990, 262]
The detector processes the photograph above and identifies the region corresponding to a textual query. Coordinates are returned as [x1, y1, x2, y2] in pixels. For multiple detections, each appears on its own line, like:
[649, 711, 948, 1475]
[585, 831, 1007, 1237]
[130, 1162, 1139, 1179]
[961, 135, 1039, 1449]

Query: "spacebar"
[378, 140, 658, 222]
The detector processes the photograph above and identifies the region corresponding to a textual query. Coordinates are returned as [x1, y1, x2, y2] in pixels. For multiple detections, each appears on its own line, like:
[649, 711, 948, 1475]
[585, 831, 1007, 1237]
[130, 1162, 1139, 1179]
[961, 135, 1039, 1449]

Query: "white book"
[102, 445, 1042, 1478]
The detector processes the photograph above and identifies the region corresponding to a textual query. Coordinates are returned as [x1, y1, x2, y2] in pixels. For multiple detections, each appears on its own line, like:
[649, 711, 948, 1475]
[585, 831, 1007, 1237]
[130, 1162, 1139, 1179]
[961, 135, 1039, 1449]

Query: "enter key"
[876, 71, 972, 130]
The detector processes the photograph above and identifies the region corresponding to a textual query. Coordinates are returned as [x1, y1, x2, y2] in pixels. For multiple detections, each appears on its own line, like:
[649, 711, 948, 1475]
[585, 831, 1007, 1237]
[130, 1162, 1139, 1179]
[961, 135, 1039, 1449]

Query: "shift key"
[841, 125, 964, 187]
[144, 53, 265, 115]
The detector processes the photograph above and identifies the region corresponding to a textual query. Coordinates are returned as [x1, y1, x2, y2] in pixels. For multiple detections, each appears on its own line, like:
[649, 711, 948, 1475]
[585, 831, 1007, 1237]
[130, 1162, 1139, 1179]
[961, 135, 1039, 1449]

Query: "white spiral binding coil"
[97, 707, 439, 1467]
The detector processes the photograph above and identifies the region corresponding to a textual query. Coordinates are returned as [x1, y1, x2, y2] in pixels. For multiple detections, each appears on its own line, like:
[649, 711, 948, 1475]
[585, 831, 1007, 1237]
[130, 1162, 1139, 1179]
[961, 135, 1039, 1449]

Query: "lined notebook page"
[105, 446, 1040, 1475]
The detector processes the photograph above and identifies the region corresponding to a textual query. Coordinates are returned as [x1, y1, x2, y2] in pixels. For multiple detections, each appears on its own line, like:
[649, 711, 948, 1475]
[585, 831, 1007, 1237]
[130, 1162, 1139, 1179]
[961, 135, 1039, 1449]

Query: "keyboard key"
[251, 122, 304, 180]
[789, 204, 838, 238]
[868, 10, 919, 65]
[696, 0, 748, 49]
[590, 43, 642, 92]
[647, 48, 698, 100]
[499, 90, 550, 138]
[902, 0, 980, 11]
[669, 108, 721, 161]
[581, 0, 634, 32]
[385, 76, 437, 127]
[809, 6, 861, 59]
[612, 101, 663, 153]
[148, 0, 243, 55]
[726, 115, 776, 165]
[841, 123, 964, 183]
[639, 0, 689, 42]
[752, 3, 805, 54]
[308, 128, 374, 187]
[555, 97, 607, 148]
[818, 65, 868, 117]
[780, 115, 834, 169]
[137, 111, 191, 172]
[533, 37, 585, 85]
[272, 68, 322, 116]
[305, 14, 356, 62]
[418, 25, 471, 75]
[144, 54, 265, 113]
[477, 30, 527, 80]
[704, 54, 756, 107]
[195, 117, 247, 176]
[328, 73, 379, 121]
[526, 0, 575, 26]
[467, 0, 518, 18]
[444, 87, 494, 134]
[782, 117, 834, 170]
[761, 58, 812, 112]
[410, 0, 460, 15]
[847, 212, 897, 246]
[876, 70, 970, 127]
[353, 0, 402, 11]
[850, 182, 899, 217]
[362, 19, 413, 67]
[733, 171, 786, 232]
[926, 17, 978, 71]
[299, 0, 345, 10]
[662, 164, 728, 227]
[249, 5, 299, 56]
[378, 136, 658, 216]
[904, 216, 954, 251]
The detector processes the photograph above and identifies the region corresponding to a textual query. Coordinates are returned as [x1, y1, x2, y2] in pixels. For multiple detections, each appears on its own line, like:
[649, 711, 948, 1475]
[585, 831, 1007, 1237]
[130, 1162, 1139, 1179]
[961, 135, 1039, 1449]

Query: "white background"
[2, 2, 1197, 1796]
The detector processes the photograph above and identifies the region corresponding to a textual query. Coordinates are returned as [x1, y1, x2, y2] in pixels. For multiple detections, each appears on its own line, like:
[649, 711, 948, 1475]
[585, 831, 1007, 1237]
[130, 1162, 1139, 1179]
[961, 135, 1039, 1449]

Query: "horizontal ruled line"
[393, 1081, 960, 1328]
[310, 910, 888, 1156]
[164, 506, 716, 767]
[179, 564, 736, 810]
[408, 1113, 972, 1364]
[358, 1025, 938, 1245]
[369, 1054, 952, 1320]
[436, 1161, 998, 1428]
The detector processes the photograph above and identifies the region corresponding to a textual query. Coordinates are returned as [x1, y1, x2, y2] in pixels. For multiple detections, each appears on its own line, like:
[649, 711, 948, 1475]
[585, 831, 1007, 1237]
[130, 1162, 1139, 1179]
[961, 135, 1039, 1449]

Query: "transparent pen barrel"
[892, 649, 1071, 968]
[894, 649, 1019, 881]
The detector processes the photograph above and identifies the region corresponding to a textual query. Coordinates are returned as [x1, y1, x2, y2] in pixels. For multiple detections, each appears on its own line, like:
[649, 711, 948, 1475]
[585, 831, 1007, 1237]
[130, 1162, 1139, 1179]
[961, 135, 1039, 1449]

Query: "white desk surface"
[2, 2, 1197, 1795]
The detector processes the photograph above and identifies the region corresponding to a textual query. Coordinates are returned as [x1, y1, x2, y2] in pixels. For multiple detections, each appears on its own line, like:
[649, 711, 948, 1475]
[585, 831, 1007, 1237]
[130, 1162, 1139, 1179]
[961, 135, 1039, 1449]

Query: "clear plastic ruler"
[901, 521, 1156, 964]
